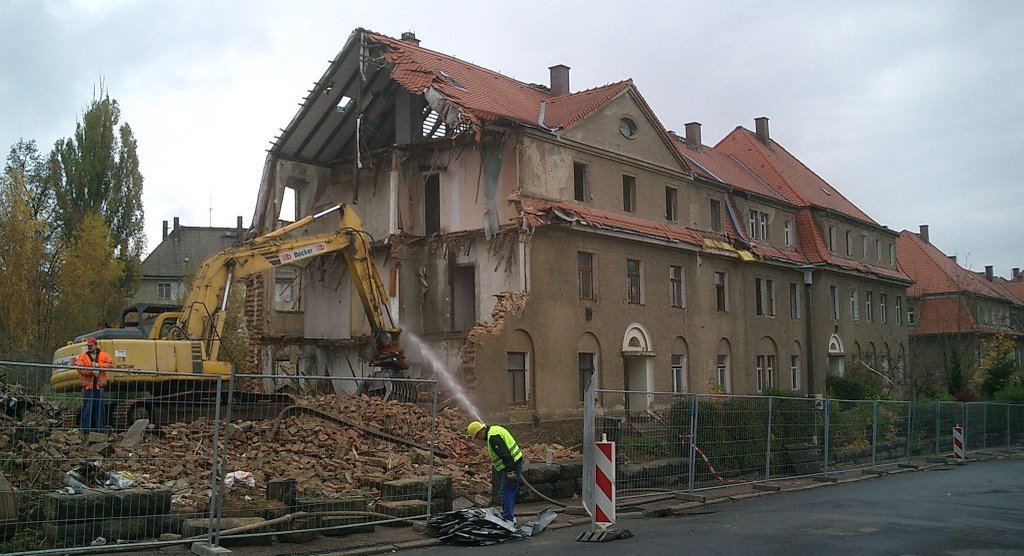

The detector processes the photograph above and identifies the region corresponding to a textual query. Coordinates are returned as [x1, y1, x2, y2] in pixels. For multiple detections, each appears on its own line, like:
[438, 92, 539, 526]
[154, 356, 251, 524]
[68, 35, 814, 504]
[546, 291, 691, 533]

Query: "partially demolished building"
[246, 29, 911, 422]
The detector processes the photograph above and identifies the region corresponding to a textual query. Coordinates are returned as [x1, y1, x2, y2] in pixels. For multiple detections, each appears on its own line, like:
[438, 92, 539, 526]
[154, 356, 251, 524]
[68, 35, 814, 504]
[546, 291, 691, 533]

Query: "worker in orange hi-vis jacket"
[74, 337, 113, 431]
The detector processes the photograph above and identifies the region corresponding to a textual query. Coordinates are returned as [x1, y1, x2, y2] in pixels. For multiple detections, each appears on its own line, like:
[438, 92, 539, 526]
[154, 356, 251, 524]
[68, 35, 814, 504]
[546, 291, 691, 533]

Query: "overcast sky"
[2, 0, 1021, 276]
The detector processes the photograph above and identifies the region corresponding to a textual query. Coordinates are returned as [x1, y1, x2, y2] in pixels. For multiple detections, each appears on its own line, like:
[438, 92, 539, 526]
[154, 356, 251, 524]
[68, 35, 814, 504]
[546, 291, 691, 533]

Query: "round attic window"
[619, 117, 638, 139]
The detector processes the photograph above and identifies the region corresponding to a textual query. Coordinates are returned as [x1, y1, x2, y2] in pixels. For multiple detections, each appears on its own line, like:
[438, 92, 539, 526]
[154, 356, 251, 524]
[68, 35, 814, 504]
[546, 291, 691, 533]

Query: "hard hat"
[86, 338, 98, 346]
[466, 420, 486, 438]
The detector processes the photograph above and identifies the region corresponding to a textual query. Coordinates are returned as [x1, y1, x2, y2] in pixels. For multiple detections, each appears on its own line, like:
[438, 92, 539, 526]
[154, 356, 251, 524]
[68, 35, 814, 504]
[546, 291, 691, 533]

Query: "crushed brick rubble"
[0, 386, 580, 513]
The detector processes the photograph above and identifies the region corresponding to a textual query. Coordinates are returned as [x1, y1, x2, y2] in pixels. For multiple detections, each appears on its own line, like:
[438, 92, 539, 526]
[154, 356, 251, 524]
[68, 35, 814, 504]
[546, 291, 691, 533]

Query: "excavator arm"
[175, 204, 403, 368]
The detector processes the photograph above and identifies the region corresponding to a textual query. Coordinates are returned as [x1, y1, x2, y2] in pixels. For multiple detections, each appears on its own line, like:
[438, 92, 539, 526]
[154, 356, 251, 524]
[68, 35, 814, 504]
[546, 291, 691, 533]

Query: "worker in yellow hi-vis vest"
[467, 420, 523, 523]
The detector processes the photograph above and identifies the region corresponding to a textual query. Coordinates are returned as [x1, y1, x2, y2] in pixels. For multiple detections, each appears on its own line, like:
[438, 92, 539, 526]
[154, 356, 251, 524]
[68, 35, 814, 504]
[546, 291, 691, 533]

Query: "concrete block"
[266, 478, 296, 509]
[120, 419, 150, 448]
[376, 499, 430, 522]
[753, 483, 782, 492]
[379, 475, 452, 501]
[294, 494, 369, 514]
[522, 463, 561, 484]
[191, 541, 232, 555]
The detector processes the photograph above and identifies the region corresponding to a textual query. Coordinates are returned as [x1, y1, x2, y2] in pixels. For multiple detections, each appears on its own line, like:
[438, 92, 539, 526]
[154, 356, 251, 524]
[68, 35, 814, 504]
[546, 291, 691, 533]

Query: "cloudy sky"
[2, 0, 1021, 276]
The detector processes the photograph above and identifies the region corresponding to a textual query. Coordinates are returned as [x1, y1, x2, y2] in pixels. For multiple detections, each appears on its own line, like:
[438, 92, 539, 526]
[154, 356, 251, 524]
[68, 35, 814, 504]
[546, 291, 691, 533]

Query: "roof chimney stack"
[173, 217, 179, 231]
[949, 255, 957, 264]
[755, 116, 770, 145]
[985, 265, 994, 281]
[236, 216, 243, 237]
[685, 122, 702, 150]
[400, 31, 420, 46]
[1012, 267, 1020, 280]
[549, 64, 570, 96]
[919, 224, 929, 244]
[162, 220, 168, 240]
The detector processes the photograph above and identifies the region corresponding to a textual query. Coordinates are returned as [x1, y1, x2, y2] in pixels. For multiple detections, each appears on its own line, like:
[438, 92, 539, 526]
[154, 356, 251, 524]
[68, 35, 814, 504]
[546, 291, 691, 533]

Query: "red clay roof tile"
[714, 127, 876, 225]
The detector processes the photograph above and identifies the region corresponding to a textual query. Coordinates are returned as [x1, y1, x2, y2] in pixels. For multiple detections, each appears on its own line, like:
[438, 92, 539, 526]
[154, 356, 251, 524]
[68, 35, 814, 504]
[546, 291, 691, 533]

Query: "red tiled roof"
[797, 209, 910, 282]
[367, 31, 632, 130]
[518, 196, 704, 247]
[896, 230, 1017, 301]
[912, 297, 979, 335]
[670, 133, 785, 201]
[713, 127, 876, 225]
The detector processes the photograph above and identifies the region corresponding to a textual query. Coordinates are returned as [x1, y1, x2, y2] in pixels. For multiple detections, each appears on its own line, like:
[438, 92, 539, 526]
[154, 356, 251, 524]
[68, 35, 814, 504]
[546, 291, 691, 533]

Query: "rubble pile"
[0, 391, 581, 513]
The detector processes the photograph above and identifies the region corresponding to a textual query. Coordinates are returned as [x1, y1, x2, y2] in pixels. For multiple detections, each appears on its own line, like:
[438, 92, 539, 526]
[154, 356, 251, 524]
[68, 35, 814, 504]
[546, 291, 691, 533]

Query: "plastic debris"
[104, 471, 136, 490]
[223, 470, 256, 488]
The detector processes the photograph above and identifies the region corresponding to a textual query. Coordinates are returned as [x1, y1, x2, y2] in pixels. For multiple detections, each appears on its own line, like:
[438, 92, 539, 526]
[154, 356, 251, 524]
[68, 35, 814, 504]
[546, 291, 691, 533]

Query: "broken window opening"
[451, 264, 476, 331]
[422, 109, 448, 139]
[424, 174, 441, 235]
[335, 95, 353, 113]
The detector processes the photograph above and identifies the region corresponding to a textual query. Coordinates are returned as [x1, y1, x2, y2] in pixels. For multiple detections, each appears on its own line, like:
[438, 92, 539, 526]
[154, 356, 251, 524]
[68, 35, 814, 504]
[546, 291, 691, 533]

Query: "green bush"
[826, 374, 879, 400]
[994, 385, 1024, 404]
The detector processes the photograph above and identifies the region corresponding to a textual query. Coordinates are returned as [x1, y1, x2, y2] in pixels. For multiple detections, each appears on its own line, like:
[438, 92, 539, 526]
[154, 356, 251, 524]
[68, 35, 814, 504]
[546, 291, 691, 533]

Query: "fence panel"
[0, 361, 222, 555]
[935, 401, 961, 456]
[964, 403, 986, 453]
[764, 396, 823, 481]
[591, 389, 692, 499]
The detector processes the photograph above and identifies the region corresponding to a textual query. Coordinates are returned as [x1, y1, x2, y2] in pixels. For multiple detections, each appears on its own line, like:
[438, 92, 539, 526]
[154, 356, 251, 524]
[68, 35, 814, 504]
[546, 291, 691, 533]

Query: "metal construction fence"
[582, 385, 1024, 506]
[0, 361, 444, 555]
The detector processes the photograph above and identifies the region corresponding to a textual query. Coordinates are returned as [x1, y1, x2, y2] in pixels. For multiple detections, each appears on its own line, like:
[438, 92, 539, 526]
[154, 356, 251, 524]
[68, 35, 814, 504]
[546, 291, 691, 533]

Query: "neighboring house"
[133, 217, 246, 305]
[244, 29, 911, 423]
[895, 226, 1024, 397]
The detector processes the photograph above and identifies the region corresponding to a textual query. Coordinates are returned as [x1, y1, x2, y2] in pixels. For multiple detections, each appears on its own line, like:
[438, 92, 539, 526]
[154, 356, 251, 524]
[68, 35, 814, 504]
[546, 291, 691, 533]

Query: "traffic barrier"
[594, 433, 615, 529]
[952, 425, 965, 459]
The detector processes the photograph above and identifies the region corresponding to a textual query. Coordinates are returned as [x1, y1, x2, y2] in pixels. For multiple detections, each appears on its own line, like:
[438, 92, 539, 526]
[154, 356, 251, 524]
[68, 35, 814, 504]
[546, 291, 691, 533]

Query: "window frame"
[578, 352, 596, 402]
[627, 258, 643, 305]
[665, 186, 678, 222]
[506, 351, 529, 404]
[828, 225, 837, 252]
[755, 277, 776, 317]
[669, 265, 684, 308]
[573, 161, 590, 202]
[790, 354, 800, 391]
[716, 353, 730, 392]
[715, 271, 729, 312]
[789, 282, 800, 319]
[671, 353, 688, 394]
[895, 296, 903, 325]
[865, 290, 874, 323]
[578, 251, 595, 300]
[845, 230, 853, 256]
[880, 293, 887, 324]
[830, 285, 840, 320]
[157, 282, 172, 300]
[784, 220, 793, 247]
[622, 174, 637, 213]
[850, 288, 860, 321]
[710, 199, 722, 232]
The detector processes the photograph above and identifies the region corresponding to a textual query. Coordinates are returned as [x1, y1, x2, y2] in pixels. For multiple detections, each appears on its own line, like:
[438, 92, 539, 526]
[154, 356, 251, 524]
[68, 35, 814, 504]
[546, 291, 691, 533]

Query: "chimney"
[549, 64, 570, 96]
[400, 31, 420, 46]
[162, 220, 168, 240]
[684, 122, 702, 150]
[919, 224, 929, 244]
[949, 255, 957, 264]
[1013, 268, 1020, 280]
[173, 217, 179, 231]
[755, 116, 770, 145]
[236, 216, 243, 237]
[985, 265, 994, 281]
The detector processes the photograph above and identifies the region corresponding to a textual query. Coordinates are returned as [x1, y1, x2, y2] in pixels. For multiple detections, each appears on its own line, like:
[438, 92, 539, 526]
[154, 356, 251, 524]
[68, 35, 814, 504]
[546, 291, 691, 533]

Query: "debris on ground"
[0, 389, 581, 512]
[425, 507, 558, 545]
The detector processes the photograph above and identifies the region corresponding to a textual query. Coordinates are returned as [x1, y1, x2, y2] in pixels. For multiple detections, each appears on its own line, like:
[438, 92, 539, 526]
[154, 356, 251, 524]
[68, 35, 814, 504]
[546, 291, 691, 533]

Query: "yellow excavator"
[52, 204, 411, 427]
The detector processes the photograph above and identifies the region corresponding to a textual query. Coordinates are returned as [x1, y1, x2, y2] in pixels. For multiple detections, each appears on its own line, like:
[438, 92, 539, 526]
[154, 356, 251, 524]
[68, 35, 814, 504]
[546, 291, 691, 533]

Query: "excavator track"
[112, 393, 155, 430]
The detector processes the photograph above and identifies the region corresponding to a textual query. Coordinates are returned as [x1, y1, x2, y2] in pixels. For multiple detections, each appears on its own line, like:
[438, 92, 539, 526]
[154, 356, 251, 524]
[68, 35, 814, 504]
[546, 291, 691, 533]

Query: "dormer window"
[619, 117, 638, 139]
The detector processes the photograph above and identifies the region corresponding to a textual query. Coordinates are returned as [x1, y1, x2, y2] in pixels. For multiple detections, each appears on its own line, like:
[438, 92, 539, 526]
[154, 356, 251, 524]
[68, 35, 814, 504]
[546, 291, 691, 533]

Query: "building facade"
[245, 29, 911, 422]
[896, 227, 1024, 398]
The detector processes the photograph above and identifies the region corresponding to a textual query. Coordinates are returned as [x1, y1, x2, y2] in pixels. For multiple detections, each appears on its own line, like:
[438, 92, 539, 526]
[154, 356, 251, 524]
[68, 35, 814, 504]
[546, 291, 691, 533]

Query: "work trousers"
[499, 459, 523, 522]
[81, 388, 106, 431]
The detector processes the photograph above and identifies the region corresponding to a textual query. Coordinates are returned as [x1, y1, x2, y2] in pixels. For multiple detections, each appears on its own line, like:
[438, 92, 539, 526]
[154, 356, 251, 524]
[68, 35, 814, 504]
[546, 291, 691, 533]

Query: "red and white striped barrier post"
[594, 433, 616, 529]
[952, 425, 965, 459]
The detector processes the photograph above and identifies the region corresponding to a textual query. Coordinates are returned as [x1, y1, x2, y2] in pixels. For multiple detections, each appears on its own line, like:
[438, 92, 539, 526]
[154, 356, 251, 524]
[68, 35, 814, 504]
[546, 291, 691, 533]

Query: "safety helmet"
[86, 338, 98, 346]
[466, 420, 486, 439]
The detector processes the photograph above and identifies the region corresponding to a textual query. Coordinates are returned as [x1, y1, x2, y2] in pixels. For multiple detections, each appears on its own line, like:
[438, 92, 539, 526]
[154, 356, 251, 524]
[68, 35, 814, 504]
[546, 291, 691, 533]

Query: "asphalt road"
[410, 459, 1024, 556]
